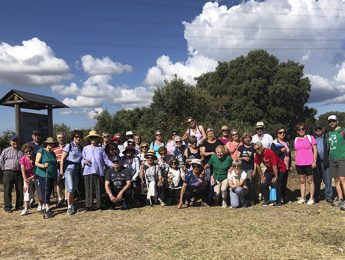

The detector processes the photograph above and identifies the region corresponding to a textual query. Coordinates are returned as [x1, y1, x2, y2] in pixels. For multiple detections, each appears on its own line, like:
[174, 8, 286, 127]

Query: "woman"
[225, 129, 242, 160]
[228, 160, 248, 208]
[150, 130, 165, 157]
[219, 125, 230, 145]
[82, 130, 114, 211]
[35, 137, 58, 218]
[182, 117, 206, 145]
[138, 142, 149, 162]
[133, 134, 142, 154]
[206, 145, 233, 208]
[237, 132, 256, 204]
[166, 157, 185, 205]
[294, 123, 317, 205]
[105, 143, 119, 162]
[20, 143, 41, 216]
[271, 127, 292, 204]
[177, 159, 209, 208]
[140, 149, 162, 206]
[200, 128, 222, 164]
[60, 130, 84, 215]
[166, 130, 178, 154]
[184, 136, 203, 169]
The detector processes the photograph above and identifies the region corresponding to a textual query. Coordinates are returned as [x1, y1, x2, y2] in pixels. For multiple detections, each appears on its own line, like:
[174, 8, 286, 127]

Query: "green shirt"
[208, 154, 233, 181]
[327, 128, 345, 160]
[35, 148, 57, 179]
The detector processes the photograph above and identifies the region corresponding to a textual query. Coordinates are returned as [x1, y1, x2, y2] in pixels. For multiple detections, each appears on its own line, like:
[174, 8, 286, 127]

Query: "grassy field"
[1, 173, 345, 259]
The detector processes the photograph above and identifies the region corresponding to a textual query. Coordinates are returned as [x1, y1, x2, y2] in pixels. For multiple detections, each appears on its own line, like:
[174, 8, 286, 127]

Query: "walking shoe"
[201, 201, 210, 207]
[158, 198, 166, 207]
[37, 204, 42, 212]
[222, 200, 227, 208]
[332, 199, 344, 207]
[340, 206, 345, 211]
[275, 203, 282, 208]
[67, 207, 74, 215]
[44, 208, 53, 219]
[326, 198, 334, 204]
[56, 199, 65, 208]
[262, 201, 270, 207]
[29, 198, 35, 208]
[20, 209, 29, 216]
[306, 198, 315, 206]
[4, 208, 12, 213]
[297, 198, 306, 204]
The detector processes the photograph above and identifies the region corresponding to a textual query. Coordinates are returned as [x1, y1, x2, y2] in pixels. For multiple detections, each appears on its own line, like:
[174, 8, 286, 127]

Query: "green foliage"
[0, 130, 14, 151]
[53, 123, 72, 140]
[318, 111, 345, 127]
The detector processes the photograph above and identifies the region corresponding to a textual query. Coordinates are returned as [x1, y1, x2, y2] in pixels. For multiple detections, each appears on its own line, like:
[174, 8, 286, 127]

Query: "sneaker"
[56, 199, 65, 208]
[332, 200, 344, 207]
[37, 204, 42, 212]
[340, 206, 345, 211]
[158, 198, 166, 207]
[249, 200, 255, 206]
[275, 203, 282, 208]
[307, 198, 315, 206]
[222, 200, 227, 208]
[4, 208, 12, 213]
[297, 198, 306, 204]
[67, 207, 74, 215]
[326, 198, 334, 204]
[262, 201, 270, 207]
[20, 209, 29, 216]
[43, 208, 53, 219]
[201, 201, 210, 207]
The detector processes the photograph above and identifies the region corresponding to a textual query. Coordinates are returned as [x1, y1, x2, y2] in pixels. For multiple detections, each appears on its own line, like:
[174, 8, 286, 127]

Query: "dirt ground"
[1, 173, 345, 260]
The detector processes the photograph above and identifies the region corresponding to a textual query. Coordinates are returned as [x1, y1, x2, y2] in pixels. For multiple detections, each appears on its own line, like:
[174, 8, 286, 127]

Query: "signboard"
[20, 112, 48, 143]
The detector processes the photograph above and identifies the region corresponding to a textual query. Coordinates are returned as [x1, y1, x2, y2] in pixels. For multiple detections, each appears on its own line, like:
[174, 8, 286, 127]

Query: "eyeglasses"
[297, 128, 305, 132]
[256, 128, 264, 131]
[176, 141, 182, 144]
[278, 131, 285, 134]
[328, 120, 336, 123]
[24, 150, 32, 154]
[192, 164, 201, 169]
[232, 133, 238, 136]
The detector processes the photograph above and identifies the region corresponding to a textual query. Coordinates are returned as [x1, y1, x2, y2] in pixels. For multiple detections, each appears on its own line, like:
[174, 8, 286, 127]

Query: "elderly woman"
[138, 142, 149, 162]
[60, 130, 84, 215]
[206, 145, 233, 208]
[35, 137, 58, 218]
[201, 128, 222, 164]
[150, 130, 165, 157]
[271, 127, 291, 204]
[294, 123, 317, 205]
[225, 129, 242, 160]
[82, 130, 114, 211]
[219, 125, 230, 145]
[228, 160, 249, 208]
[182, 117, 206, 145]
[166, 157, 185, 205]
[177, 159, 209, 208]
[140, 149, 162, 206]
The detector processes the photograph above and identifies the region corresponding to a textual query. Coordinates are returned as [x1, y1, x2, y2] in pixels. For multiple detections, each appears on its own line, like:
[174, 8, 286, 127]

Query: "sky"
[0, 0, 345, 133]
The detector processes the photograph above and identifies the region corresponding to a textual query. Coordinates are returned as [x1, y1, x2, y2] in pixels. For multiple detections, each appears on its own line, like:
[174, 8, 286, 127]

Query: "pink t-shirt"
[294, 135, 317, 166]
[19, 155, 35, 178]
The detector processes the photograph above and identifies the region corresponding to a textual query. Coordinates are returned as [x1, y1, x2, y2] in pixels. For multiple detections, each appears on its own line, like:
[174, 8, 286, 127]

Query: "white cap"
[256, 121, 265, 128]
[328, 115, 337, 121]
[190, 159, 202, 166]
[126, 130, 134, 136]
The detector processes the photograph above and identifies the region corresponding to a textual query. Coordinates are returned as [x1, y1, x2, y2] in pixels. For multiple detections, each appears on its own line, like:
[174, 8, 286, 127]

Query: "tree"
[53, 123, 71, 140]
[318, 112, 345, 126]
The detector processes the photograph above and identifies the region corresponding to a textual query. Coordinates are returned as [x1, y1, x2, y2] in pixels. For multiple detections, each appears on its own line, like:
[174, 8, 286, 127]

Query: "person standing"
[251, 122, 273, 148]
[0, 134, 24, 213]
[53, 132, 66, 207]
[326, 115, 345, 208]
[313, 125, 332, 203]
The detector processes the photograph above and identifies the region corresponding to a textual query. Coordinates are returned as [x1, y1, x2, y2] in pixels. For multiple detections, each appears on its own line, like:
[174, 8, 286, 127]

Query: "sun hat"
[256, 121, 265, 128]
[186, 116, 194, 123]
[144, 149, 157, 160]
[85, 130, 101, 141]
[155, 130, 162, 135]
[190, 158, 202, 166]
[328, 115, 337, 121]
[43, 137, 57, 145]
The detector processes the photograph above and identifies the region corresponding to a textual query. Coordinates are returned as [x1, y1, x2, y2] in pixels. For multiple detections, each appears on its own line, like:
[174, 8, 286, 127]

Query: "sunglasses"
[232, 133, 238, 136]
[297, 128, 305, 131]
[176, 141, 182, 143]
[328, 120, 336, 123]
[103, 136, 109, 138]
[156, 134, 162, 136]
[74, 136, 82, 139]
[278, 131, 285, 134]
[190, 142, 197, 145]
[192, 164, 201, 169]
[24, 150, 33, 154]
[256, 128, 264, 131]
[141, 146, 149, 148]
[113, 161, 120, 163]
[254, 148, 261, 152]
[234, 165, 241, 168]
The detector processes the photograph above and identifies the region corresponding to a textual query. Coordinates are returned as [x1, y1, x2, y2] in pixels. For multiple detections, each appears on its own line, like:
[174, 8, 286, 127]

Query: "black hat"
[112, 155, 120, 163]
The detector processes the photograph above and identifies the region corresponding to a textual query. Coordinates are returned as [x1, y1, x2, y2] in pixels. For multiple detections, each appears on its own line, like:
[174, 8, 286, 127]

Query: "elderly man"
[27, 130, 42, 154]
[326, 115, 345, 208]
[0, 134, 24, 212]
[253, 141, 287, 208]
[251, 121, 273, 148]
[53, 132, 67, 207]
[172, 136, 186, 169]
[105, 156, 133, 210]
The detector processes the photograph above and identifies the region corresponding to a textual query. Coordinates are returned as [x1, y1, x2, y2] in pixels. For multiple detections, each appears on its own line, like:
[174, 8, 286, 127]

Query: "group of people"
[1, 115, 345, 219]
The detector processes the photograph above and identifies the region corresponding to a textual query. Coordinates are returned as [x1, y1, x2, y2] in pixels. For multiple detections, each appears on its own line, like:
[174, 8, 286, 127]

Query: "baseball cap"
[10, 134, 19, 141]
[32, 130, 41, 135]
[112, 155, 120, 162]
[328, 115, 337, 121]
[126, 130, 133, 136]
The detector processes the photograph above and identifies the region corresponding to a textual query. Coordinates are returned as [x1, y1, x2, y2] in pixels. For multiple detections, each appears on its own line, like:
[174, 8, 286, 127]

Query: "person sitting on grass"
[105, 156, 133, 210]
[177, 159, 209, 209]
[228, 160, 249, 208]
[253, 141, 287, 208]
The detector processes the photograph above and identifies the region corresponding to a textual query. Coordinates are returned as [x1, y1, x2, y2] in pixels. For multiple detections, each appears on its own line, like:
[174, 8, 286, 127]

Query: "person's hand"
[281, 147, 287, 152]
[261, 176, 266, 184]
[177, 201, 183, 209]
[44, 163, 49, 169]
[243, 157, 250, 162]
[117, 192, 123, 201]
[110, 195, 118, 203]
[272, 177, 277, 184]
[84, 160, 91, 166]
[312, 161, 317, 169]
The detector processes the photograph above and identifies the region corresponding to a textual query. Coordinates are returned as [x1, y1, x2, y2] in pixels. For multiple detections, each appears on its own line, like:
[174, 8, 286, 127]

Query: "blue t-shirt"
[63, 142, 83, 171]
[184, 171, 204, 187]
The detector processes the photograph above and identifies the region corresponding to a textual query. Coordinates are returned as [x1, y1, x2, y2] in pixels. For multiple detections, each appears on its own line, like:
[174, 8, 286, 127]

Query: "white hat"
[328, 115, 337, 121]
[126, 130, 134, 136]
[190, 159, 202, 166]
[256, 121, 265, 128]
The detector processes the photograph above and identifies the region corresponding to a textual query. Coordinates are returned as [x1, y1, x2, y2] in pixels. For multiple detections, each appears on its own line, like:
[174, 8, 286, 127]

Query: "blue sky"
[0, 0, 345, 133]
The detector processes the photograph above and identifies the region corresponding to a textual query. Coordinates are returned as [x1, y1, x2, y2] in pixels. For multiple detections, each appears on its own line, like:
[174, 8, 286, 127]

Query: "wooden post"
[15, 104, 21, 139]
[47, 105, 53, 137]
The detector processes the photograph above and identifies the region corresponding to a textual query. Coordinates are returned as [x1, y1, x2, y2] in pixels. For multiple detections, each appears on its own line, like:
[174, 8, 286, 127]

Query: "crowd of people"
[1, 115, 345, 219]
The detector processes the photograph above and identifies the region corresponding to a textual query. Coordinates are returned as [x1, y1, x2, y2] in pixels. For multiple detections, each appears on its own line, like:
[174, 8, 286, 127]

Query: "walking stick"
[43, 166, 48, 219]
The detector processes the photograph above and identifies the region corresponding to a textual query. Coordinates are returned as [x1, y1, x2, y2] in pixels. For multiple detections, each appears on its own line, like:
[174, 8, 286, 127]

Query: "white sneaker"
[307, 198, 315, 206]
[37, 204, 42, 212]
[20, 209, 29, 216]
[222, 200, 227, 208]
[158, 198, 166, 207]
[297, 198, 306, 204]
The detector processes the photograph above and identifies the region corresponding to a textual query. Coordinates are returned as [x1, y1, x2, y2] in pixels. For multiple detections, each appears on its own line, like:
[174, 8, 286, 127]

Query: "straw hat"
[43, 137, 57, 145]
[144, 149, 157, 160]
[85, 130, 101, 141]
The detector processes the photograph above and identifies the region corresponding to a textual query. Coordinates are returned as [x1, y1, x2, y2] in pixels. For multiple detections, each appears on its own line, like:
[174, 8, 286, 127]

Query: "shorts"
[330, 159, 345, 178]
[64, 169, 79, 193]
[296, 165, 313, 176]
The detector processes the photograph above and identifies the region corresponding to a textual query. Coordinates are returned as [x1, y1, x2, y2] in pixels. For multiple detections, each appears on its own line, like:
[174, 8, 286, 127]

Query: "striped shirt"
[0, 146, 23, 172]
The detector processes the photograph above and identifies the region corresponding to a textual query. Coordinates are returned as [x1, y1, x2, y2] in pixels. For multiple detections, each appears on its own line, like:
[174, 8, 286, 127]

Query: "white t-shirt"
[167, 168, 185, 189]
[251, 133, 273, 148]
[228, 170, 247, 185]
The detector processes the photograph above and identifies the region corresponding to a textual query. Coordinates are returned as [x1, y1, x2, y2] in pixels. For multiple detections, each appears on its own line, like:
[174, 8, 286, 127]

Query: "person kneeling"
[105, 156, 133, 210]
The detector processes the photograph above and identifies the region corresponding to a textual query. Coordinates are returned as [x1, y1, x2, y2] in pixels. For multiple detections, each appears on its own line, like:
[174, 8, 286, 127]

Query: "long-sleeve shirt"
[0, 146, 23, 172]
[82, 145, 113, 176]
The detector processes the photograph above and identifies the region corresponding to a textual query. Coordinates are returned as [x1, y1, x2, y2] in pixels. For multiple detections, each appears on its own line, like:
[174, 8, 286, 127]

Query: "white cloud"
[62, 96, 103, 107]
[88, 107, 104, 119]
[0, 37, 70, 86]
[81, 54, 132, 75]
[51, 83, 80, 96]
[112, 86, 155, 108]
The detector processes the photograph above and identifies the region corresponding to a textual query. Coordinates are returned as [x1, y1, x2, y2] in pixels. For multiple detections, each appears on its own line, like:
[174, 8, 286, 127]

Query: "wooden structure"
[0, 89, 68, 142]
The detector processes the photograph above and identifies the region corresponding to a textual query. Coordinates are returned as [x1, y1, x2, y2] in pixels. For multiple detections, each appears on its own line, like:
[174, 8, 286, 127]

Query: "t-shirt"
[327, 128, 345, 160]
[105, 166, 132, 190]
[150, 141, 165, 157]
[228, 170, 247, 184]
[294, 135, 317, 166]
[53, 145, 65, 164]
[167, 168, 184, 189]
[237, 144, 254, 171]
[225, 141, 241, 160]
[208, 154, 233, 181]
[219, 136, 230, 145]
[19, 155, 35, 178]
[34, 148, 57, 179]
[202, 139, 222, 163]
[63, 142, 83, 171]
[254, 148, 287, 175]
[184, 171, 204, 187]
[143, 163, 161, 182]
[251, 133, 273, 148]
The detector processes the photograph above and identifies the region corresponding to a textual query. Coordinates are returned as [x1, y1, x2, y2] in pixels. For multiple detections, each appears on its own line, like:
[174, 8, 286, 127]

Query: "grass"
[1, 173, 345, 259]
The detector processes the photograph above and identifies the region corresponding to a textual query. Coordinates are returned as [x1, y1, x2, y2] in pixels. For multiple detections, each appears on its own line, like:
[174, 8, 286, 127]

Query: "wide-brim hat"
[144, 149, 157, 160]
[122, 146, 135, 155]
[85, 130, 102, 141]
[43, 137, 57, 145]
[190, 159, 202, 166]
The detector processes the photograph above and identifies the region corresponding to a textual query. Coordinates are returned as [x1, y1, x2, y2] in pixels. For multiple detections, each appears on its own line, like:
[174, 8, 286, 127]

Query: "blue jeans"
[65, 169, 79, 193]
[229, 187, 248, 208]
[314, 162, 332, 200]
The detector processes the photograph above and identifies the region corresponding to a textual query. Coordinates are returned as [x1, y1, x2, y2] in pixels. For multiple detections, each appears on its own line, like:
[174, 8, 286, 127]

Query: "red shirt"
[53, 145, 65, 163]
[254, 148, 287, 175]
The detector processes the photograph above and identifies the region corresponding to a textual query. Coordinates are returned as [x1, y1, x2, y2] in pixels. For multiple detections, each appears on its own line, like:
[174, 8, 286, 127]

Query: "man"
[253, 141, 287, 208]
[251, 121, 273, 148]
[53, 132, 66, 207]
[105, 156, 134, 210]
[172, 136, 186, 169]
[102, 132, 111, 148]
[326, 115, 345, 208]
[27, 130, 42, 154]
[313, 124, 332, 203]
[0, 134, 24, 212]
